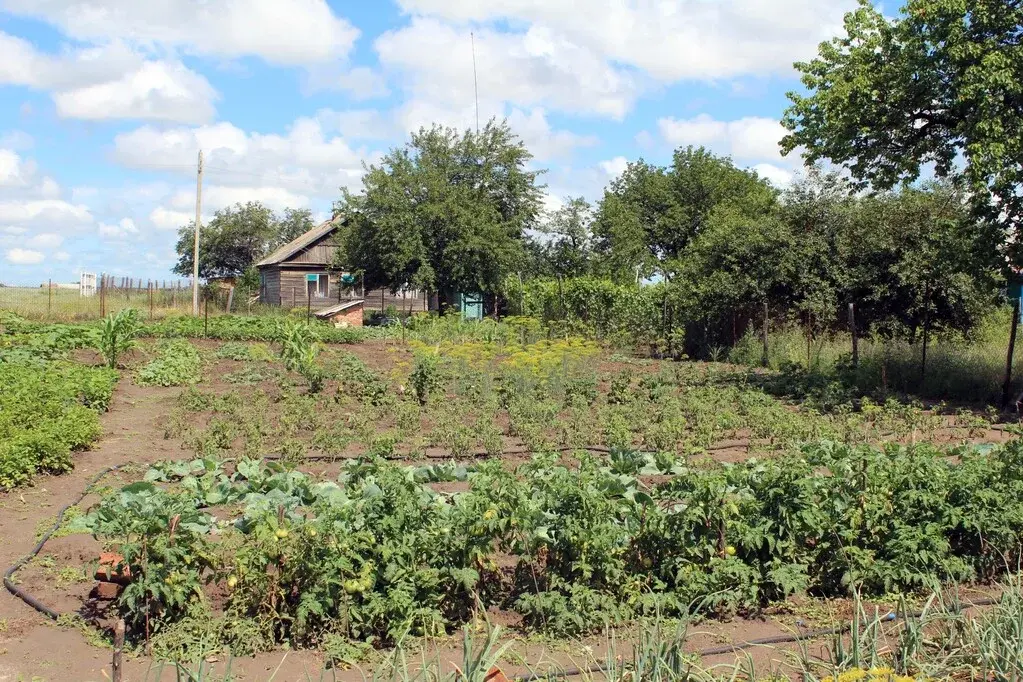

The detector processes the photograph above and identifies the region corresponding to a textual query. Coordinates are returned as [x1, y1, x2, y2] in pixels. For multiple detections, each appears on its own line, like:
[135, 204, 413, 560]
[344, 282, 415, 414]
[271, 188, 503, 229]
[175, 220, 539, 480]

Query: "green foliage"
[0, 361, 115, 489]
[88, 437, 1023, 643]
[136, 340, 203, 387]
[279, 322, 324, 392]
[504, 276, 672, 351]
[173, 202, 317, 279]
[98, 308, 142, 369]
[591, 147, 777, 280]
[782, 0, 1023, 249]
[409, 351, 442, 405]
[331, 351, 390, 406]
[526, 197, 596, 279]
[215, 342, 256, 361]
[335, 119, 544, 296]
[84, 481, 215, 639]
[144, 314, 364, 344]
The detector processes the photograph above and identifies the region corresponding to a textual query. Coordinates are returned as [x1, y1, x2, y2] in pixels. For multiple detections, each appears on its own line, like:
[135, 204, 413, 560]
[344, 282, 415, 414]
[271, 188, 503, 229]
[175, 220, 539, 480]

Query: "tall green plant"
[98, 308, 141, 369]
[279, 322, 323, 392]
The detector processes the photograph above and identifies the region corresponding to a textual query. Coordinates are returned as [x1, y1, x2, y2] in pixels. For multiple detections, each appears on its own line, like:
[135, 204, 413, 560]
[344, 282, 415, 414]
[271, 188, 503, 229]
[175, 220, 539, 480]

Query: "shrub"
[136, 340, 202, 387]
[0, 362, 115, 489]
[409, 351, 443, 405]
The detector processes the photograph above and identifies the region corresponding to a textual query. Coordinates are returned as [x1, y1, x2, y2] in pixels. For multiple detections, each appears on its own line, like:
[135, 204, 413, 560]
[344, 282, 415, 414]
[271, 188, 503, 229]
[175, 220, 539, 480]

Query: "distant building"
[255, 218, 427, 313]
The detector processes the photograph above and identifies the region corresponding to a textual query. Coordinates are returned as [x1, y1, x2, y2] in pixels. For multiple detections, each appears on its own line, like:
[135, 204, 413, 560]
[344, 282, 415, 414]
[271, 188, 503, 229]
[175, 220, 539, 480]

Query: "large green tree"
[272, 208, 316, 249]
[837, 180, 1002, 341]
[592, 147, 778, 280]
[174, 202, 280, 279]
[335, 120, 544, 296]
[174, 202, 321, 280]
[526, 197, 595, 279]
[782, 0, 1022, 251]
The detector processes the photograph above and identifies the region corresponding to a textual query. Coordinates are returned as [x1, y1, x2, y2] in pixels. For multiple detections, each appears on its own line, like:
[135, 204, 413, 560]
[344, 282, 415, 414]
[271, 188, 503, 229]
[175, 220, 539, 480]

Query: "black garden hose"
[3, 463, 128, 619]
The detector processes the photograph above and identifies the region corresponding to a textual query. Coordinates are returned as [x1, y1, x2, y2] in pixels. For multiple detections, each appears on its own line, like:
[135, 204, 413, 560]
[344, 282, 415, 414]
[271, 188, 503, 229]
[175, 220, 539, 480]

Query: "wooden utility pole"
[192, 149, 204, 316]
[1002, 297, 1020, 407]
[47, 279, 52, 317]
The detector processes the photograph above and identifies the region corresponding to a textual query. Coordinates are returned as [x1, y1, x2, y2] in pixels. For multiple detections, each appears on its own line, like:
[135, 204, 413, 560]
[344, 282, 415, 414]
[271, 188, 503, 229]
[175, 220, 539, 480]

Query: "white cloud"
[2, 0, 360, 66]
[98, 218, 139, 239]
[753, 163, 794, 187]
[149, 206, 193, 231]
[112, 118, 372, 201]
[169, 185, 311, 214]
[318, 109, 396, 140]
[0, 32, 217, 123]
[6, 247, 45, 265]
[53, 60, 217, 124]
[54, 251, 69, 262]
[0, 131, 33, 150]
[0, 149, 61, 199]
[376, 18, 641, 119]
[27, 232, 63, 249]
[394, 0, 852, 81]
[658, 114, 788, 163]
[506, 108, 597, 161]
[307, 66, 390, 100]
[336, 67, 390, 100]
[598, 156, 629, 179]
[0, 199, 92, 228]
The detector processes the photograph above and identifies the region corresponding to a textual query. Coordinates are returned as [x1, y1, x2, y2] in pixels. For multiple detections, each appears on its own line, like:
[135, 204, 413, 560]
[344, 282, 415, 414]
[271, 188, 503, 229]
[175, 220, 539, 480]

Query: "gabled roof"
[314, 299, 365, 318]
[256, 218, 341, 267]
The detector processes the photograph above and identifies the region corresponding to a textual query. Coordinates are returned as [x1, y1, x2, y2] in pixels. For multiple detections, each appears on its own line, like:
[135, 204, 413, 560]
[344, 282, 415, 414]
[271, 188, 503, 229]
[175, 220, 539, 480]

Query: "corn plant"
[279, 322, 324, 392]
[97, 308, 141, 369]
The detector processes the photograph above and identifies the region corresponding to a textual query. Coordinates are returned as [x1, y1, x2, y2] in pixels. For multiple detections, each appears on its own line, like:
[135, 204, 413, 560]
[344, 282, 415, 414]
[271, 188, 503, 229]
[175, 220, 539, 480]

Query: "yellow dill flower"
[837, 669, 868, 682]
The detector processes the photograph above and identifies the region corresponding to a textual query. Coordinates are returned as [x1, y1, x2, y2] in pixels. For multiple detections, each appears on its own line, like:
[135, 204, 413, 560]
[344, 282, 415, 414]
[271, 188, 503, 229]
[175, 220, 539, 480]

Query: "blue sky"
[0, 0, 857, 285]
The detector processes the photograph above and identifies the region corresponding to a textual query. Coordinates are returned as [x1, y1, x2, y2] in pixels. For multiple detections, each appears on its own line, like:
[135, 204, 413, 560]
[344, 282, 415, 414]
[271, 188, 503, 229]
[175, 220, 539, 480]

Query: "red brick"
[91, 581, 123, 600]
[95, 552, 131, 584]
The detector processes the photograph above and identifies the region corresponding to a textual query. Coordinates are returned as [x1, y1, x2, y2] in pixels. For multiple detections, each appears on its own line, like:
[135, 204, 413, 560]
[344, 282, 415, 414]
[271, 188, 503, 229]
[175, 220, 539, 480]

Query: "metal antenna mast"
[471, 31, 480, 133]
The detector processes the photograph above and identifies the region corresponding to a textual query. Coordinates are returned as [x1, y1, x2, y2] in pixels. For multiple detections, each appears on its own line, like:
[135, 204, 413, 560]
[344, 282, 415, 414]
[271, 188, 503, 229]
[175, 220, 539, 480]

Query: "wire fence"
[0, 275, 229, 321]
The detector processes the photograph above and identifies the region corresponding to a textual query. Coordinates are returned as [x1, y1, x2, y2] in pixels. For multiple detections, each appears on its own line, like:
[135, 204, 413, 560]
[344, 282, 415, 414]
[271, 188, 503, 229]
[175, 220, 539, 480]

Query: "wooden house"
[256, 218, 428, 313]
[256, 219, 344, 307]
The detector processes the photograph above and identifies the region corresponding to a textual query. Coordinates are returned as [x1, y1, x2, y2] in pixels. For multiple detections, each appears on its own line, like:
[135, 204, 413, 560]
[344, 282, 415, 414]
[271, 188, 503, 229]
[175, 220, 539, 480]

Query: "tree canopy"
[592, 147, 778, 280]
[174, 202, 277, 280]
[782, 0, 1022, 252]
[525, 197, 595, 279]
[334, 120, 545, 295]
[174, 202, 320, 280]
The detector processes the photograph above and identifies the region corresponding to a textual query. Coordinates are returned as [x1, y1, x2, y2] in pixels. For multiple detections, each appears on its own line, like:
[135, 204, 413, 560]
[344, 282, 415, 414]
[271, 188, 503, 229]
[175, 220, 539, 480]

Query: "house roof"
[256, 218, 340, 268]
[314, 299, 365, 318]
